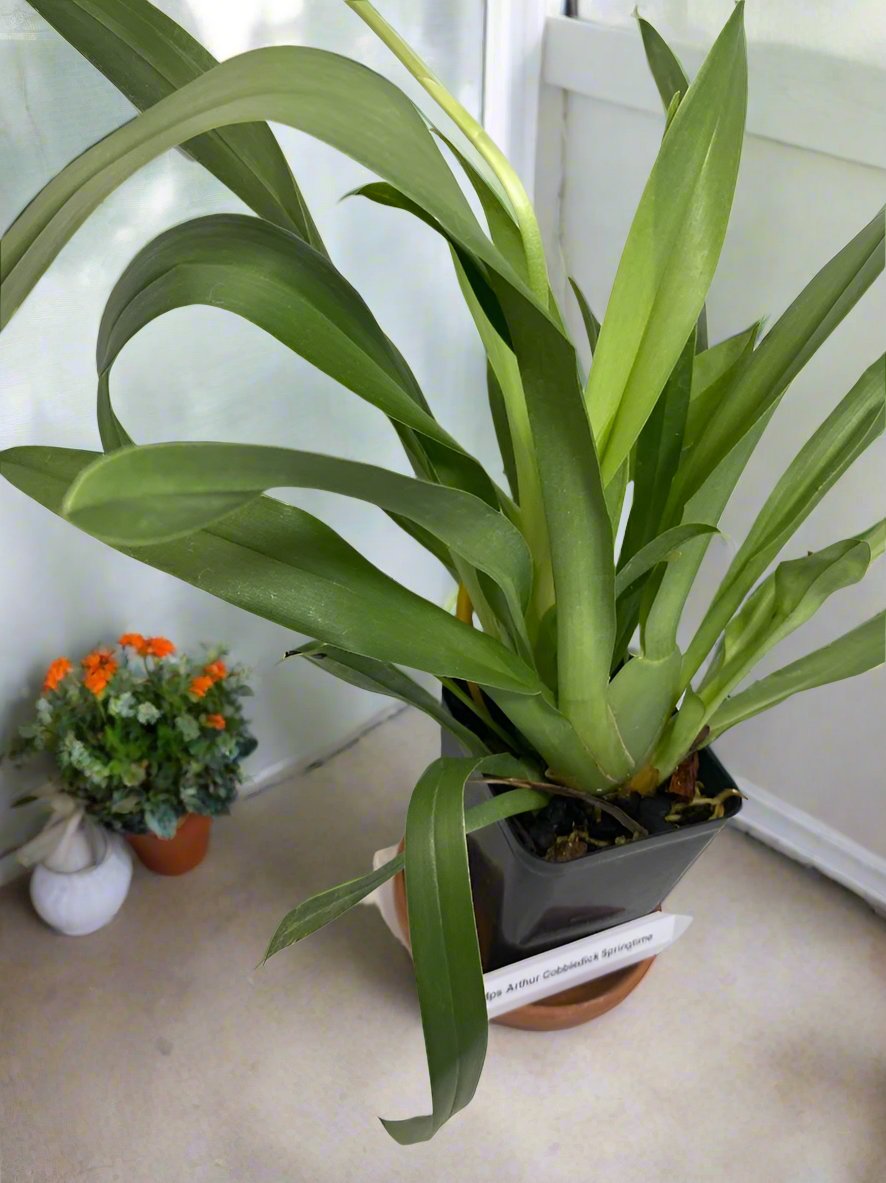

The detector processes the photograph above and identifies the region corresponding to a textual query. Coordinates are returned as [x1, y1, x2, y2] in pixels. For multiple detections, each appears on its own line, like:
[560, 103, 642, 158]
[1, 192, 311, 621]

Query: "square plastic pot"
[443, 724, 741, 972]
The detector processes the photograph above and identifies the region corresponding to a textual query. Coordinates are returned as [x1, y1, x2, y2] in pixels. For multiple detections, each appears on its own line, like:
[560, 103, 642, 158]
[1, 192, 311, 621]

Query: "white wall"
[548, 14, 886, 859]
[0, 1, 496, 875]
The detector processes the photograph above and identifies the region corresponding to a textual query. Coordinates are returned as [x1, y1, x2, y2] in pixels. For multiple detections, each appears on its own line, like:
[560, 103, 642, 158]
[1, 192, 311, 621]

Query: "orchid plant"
[1, 0, 883, 1142]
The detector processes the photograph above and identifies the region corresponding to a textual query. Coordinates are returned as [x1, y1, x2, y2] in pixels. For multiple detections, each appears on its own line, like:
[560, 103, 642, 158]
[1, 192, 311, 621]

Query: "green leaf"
[649, 688, 707, 780]
[701, 523, 884, 709]
[486, 363, 519, 500]
[684, 322, 760, 447]
[95, 212, 497, 504]
[61, 442, 534, 628]
[615, 523, 719, 599]
[2, 42, 517, 328]
[676, 206, 886, 503]
[605, 460, 630, 537]
[586, 5, 747, 483]
[344, 180, 556, 629]
[437, 133, 529, 283]
[636, 15, 711, 351]
[641, 409, 774, 659]
[292, 642, 489, 757]
[568, 277, 600, 357]
[683, 354, 886, 685]
[26, 0, 324, 250]
[620, 329, 695, 568]
[637, 14, 690, 110]
[262, 783, 547, 960]
[489, 275, 629, 780]
[608, 649, 681, 766]
[350, 181, 514, 349]
[0, 446, 540, 695]
[382, 753, 537, 1144]
[485, 686, 617, 793]
[707, 612, 886, 740]
[453, 258, 553, 625]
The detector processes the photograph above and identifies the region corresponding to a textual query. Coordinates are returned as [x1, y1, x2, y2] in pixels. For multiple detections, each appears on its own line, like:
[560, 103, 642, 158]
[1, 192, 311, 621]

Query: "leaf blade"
[0, 445, 540, 694]
[707, 612, 886, 739]
[262, 783, 548, 959]
[683, 354, 886, 684]
[292, 642, 490, 757]
[586, 5, 748, 483]
[676, 206, 886, 502]
[383, 753, 540, 1143]
[95, 212, 498, 504]
[62, 441, 534, 622]
[25, 0, 324, 250]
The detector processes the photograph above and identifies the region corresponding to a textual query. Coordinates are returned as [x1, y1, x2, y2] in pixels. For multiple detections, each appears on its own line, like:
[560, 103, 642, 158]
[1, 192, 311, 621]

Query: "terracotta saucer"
[391, 861, 654, 1031]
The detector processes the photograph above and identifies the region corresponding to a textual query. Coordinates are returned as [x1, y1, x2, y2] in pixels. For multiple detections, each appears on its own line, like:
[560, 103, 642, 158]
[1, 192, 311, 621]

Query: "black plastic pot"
[443, 711, 742, 972]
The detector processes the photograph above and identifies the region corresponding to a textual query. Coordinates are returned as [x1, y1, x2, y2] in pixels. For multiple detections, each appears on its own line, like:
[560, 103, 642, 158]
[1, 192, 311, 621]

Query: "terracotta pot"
[126, 813, 211, 875]
[391, 846, 654, 1032]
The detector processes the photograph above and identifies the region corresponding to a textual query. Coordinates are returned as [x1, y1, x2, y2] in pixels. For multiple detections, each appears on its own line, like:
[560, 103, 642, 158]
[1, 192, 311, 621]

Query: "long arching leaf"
[263, 784, 547, 959]
[707, 612, 886, 740]
[1, 44, 530, 328]
[95, 213, 497, 505]
[636, 14, 708, 351]
[25, 0, 324, 250]
[700, 522, 884, 710]
[61, 441, 533, 619]
[490, 274, 629, 780]
[383, 753, 536, 1144]
[674, 206, 885, 504]
[0, 445, 540, 694]
[292, 642, 489, 756]
[683, 354, 885, 684]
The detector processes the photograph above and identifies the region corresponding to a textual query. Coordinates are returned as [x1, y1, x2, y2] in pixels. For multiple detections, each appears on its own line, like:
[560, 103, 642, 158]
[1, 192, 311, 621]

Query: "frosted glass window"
[0, 1, 489, 860]
[575, 1, 886, 68]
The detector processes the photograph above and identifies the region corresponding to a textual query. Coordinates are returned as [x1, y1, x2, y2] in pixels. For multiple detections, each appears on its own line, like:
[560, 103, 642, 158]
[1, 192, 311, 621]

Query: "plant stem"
[345, 0, 550, 303]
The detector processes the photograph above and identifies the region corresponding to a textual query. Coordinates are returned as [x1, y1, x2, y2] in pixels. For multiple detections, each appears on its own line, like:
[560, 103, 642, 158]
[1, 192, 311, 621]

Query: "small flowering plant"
[13, 635, 257, 838]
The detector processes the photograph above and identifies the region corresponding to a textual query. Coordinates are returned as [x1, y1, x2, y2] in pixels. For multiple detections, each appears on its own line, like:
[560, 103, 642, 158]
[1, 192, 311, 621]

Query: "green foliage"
[1, 0, 883, 1143]
[11, 638, 256, 837]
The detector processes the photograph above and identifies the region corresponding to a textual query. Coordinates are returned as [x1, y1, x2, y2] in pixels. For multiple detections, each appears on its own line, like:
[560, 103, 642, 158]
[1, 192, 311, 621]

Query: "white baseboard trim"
[732, 776, 886, 916]
[0, 704, 401, 888]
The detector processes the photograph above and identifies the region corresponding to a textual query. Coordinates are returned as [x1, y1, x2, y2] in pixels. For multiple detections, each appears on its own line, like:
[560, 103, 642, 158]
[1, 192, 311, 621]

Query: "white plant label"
[483, 911, 692, 1018]
[361, 846, 692, 1019]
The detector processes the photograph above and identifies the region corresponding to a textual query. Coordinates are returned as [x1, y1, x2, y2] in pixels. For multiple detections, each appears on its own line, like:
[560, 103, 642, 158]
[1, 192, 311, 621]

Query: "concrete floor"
[1, 708, 884, 1183]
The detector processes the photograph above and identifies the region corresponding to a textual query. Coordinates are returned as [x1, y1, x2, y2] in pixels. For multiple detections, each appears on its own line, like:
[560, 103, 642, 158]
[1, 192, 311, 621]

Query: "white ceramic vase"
[30, 828, 133, 936]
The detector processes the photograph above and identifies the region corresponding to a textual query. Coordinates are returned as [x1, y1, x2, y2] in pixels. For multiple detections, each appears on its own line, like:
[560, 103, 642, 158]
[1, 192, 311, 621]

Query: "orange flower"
[81, 649, 117, 697]
[84, 669, 112, 697]
[143, 636, 176, 659]
[204, 660, 227, 682]
[189, 675, 214, 699]
[203, 713, 226, 730]
[118, 632, 146, 652]
[82, 648, 115, 672]
[43, 657, 72, 693]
